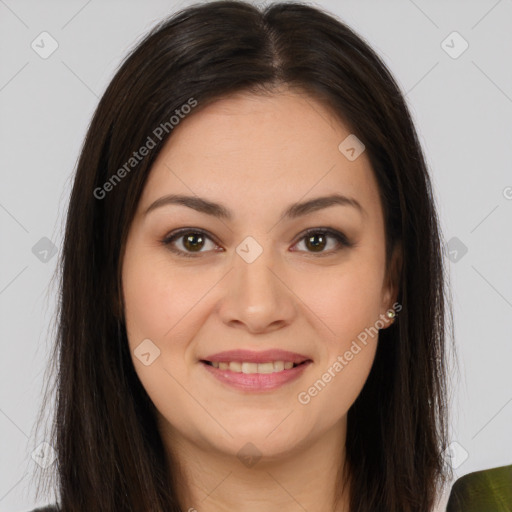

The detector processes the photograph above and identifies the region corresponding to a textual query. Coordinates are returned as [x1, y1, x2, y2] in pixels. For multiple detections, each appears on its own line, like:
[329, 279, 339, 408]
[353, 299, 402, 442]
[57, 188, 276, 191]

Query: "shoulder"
[446, 464, 512, 512]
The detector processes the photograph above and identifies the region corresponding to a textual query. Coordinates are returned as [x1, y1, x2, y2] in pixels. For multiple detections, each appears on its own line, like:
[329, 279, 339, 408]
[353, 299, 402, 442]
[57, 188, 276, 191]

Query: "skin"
[121, 87, 401, 512]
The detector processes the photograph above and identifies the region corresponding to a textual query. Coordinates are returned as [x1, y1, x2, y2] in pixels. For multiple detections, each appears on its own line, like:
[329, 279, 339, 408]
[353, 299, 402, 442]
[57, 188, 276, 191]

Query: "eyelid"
[295, 227, 353, 249]
[161, 226, 354, 258]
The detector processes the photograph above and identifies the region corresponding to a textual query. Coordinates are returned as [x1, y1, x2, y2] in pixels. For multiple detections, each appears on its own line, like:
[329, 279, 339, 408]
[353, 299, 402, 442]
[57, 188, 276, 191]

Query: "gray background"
[1, 0, 511, 511]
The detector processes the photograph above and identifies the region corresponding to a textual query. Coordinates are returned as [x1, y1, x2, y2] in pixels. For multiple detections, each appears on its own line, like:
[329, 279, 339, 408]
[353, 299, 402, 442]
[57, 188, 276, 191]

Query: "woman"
[31, 1, 453, 510]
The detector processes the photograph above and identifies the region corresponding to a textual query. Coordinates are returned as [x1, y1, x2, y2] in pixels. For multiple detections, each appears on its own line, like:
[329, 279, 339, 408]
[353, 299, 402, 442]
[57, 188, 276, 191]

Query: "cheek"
[296, 266, 382, 416]
[292, 255, 383, 412]
[122, 262, 171, 346]
[297, 258, 385, 341]
[122, 250, 201, 427]
[298, 340, 377, 424]
[122, 245, 201, 348]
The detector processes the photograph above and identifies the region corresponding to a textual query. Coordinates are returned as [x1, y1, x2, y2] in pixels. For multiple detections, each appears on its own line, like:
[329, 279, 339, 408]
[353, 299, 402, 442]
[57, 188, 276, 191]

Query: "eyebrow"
[143, 193, 365, 221]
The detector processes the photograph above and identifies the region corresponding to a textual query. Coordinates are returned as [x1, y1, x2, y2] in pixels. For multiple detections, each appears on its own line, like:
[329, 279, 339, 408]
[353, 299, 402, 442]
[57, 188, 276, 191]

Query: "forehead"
[140, 90, 382, 224]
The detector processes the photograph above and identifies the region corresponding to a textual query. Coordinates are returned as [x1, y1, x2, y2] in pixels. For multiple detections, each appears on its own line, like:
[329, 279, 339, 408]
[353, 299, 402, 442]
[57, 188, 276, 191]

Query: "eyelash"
[160, 227, 354, 258]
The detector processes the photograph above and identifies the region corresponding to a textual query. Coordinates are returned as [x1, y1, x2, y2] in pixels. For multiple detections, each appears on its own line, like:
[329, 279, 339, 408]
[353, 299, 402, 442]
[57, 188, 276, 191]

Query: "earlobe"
[385, 308, 396, 325]
[382, 241, 403, 327]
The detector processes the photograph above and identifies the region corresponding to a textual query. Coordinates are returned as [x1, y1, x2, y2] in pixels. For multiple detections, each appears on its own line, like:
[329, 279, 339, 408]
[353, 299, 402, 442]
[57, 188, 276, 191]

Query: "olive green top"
[446, 464, 512, 512]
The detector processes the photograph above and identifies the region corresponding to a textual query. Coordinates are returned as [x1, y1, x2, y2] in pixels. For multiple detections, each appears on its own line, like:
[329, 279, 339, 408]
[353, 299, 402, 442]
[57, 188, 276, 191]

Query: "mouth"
[199, 349, 312, 390]
[200, 359, 310, 373]
[199, 350, 313, 391]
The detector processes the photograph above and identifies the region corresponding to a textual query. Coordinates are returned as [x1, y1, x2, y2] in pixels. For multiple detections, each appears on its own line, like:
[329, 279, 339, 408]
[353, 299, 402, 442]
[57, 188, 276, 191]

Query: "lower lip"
[201, 361, 312, 391]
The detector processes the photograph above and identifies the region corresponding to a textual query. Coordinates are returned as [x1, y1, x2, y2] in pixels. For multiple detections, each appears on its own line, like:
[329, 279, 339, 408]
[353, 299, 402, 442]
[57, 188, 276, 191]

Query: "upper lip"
[201, 349, 311, 364]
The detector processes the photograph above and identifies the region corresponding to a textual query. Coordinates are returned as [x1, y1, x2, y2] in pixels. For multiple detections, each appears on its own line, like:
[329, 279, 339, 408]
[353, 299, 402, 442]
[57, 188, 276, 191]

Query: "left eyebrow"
[143, 193, 366, 220]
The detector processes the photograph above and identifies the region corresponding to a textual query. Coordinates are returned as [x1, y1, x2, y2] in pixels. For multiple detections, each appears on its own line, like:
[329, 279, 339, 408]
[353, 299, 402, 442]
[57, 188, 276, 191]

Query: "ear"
[381, 240, 402, 328]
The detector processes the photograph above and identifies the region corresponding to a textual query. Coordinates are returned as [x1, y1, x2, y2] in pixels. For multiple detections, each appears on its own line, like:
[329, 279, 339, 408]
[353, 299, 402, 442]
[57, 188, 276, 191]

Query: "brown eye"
[162, 229, 219, 258]
[182, 232, 206, 252]
[162, 227, 353, 259]
[293, 228, 353, 256]
[304, 232, 328, 252]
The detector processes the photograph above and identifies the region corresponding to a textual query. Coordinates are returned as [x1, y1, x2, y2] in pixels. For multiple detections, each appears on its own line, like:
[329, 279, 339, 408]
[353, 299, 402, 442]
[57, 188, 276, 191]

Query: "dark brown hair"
[33, 1, 454, 510]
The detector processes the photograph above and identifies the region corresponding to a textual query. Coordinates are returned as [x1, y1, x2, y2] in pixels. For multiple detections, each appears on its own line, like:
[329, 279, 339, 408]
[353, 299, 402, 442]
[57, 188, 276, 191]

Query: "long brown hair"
[33, 1, 454, 510]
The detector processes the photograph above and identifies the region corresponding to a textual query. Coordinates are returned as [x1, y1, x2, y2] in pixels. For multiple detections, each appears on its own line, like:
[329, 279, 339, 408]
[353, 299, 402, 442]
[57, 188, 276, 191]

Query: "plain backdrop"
[1, 1, 511, 511]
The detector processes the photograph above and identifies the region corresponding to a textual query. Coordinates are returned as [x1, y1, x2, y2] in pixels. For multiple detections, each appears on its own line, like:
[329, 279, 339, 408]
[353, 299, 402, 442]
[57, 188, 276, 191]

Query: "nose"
[217, 242, 297, 334]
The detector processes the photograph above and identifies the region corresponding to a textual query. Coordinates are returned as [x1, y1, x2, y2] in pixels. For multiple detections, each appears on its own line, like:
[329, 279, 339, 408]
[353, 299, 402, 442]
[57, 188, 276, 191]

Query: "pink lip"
[202, 349, 311, 365]
[201, 360, 312, 392]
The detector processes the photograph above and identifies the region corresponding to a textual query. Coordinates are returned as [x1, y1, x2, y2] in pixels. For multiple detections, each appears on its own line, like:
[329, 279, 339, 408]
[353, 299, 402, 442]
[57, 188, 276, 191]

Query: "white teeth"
[257, 362, 274, 374]
[241, 362, 257, 374]
[208, 360, 301, 373]
[273, 361, 284, 372]
[229, 361, 242, 372]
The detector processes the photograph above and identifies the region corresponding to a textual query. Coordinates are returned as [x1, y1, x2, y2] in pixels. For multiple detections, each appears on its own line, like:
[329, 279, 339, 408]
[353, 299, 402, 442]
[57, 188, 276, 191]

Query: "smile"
[203, 360, 302, 373]
[200, 359, 312, 391]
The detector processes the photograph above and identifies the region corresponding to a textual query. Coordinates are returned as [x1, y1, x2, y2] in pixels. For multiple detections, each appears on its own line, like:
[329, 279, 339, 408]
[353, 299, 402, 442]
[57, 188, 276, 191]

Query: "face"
[121, 88, 399, 462]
